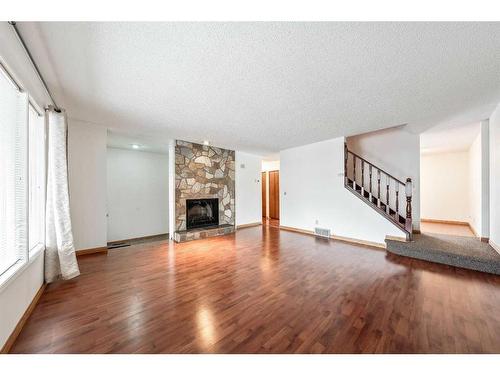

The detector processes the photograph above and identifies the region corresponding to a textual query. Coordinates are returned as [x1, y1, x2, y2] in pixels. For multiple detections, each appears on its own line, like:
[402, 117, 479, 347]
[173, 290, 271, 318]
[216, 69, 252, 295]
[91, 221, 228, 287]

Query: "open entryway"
[420, 121, 489, 240]
[386, 119, 498, 275]
[261, 159, 280, 227]
[106, 131, 170, 249]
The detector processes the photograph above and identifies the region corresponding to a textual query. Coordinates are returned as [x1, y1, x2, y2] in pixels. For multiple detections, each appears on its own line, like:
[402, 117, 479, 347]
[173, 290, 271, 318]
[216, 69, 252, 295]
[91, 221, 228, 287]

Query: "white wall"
[235, 152, 262, 226]
[480, 120, 490, 239]
[346, 126, 420, 229]
[68, 119, 107, 251]
[490, 103, 500, 250]
[262, 160, 280, 172]
[0, 24, 50, 350]
[280, 137, 407, 245]
[107, 148, 169, 242]
[0, 251, 44, 349]
[420, 122, 489, 238]
[421, 151, 471, 222]
[168, 140, 175, 240]
[469, 133, 482, 234]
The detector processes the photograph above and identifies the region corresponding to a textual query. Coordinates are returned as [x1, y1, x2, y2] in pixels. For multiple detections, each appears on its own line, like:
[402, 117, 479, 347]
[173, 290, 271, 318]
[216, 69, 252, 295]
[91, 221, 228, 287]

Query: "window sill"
[0, 245, 45, 293]
[29, 243, 45, 259]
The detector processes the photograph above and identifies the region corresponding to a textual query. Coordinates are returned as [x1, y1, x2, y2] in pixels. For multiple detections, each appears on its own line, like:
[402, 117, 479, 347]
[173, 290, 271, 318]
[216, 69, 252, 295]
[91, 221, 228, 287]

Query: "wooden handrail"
[346, 149, 405, 186]
[344, 144, 413, 240]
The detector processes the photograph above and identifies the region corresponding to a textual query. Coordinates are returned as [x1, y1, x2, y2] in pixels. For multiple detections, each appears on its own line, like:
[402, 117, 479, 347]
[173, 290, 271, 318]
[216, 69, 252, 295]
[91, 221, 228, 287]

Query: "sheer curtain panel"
[45, 109, 80, 282]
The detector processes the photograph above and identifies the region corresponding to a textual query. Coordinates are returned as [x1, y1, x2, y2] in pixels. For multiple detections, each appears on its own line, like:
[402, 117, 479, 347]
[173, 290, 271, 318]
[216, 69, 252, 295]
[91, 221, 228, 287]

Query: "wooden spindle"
[377, 169, 381, 207]
[395, 183, 399, 216]
[386, 177, 390, 214]
[353, 155, 357, 190]
[361, 160, 365, 195]
[369, 165, 373, 199]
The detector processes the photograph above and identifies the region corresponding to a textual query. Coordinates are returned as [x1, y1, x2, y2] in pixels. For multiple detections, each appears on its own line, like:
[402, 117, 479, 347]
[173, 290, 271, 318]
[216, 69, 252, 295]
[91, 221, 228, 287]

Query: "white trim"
[0, 246, 44, 294]
[0, 260, 25, 292]
[490, 240, 500, 256]
[29, 243, 45, 258]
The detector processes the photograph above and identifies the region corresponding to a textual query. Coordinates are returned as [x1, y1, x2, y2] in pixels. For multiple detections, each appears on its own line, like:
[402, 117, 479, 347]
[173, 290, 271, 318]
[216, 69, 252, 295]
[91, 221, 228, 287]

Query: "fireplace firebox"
[186, 198, 219, 230]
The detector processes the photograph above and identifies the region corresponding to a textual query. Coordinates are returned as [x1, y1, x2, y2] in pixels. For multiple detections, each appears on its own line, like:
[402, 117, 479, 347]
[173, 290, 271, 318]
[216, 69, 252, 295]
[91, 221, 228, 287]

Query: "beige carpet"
[386, 233, 500, 275]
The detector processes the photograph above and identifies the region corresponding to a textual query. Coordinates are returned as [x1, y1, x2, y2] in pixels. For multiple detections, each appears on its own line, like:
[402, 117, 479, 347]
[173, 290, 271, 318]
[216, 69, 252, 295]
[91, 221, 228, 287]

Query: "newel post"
[405, 178, 413, 240]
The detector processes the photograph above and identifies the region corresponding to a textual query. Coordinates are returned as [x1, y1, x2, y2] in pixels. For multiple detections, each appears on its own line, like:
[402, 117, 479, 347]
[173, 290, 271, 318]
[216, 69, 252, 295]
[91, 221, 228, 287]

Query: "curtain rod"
[8, 21, 61, 112]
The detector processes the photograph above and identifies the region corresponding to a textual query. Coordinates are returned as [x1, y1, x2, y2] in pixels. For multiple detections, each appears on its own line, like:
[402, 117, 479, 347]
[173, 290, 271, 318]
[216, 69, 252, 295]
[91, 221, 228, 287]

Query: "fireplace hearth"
[186, 198, 219, 230]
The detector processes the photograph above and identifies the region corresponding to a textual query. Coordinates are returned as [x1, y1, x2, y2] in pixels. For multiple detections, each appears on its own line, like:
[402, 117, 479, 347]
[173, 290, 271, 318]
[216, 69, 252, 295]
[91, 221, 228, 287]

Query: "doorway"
[261, 159, 280, 227]
[106, 131, 169, 248]
[269, 170, 280, 220]
[420, 122, 487, 239]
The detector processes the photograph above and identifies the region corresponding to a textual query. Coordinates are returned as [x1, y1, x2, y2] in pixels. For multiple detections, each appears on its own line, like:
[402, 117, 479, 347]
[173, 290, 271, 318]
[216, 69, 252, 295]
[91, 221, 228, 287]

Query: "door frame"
[261, 171, 267, 218]
[268, 170, 280, 220]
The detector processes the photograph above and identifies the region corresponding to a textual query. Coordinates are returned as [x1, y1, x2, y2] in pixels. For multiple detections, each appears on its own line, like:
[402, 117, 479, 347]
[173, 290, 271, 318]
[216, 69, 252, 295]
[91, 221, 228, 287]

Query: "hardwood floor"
[11, 225, 500, 353]
[263, 217, 280, 228]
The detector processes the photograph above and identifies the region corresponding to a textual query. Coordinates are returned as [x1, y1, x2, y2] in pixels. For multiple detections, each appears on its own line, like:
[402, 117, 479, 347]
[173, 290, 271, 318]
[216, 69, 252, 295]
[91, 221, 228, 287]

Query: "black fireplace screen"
[186, 198, 219, 230]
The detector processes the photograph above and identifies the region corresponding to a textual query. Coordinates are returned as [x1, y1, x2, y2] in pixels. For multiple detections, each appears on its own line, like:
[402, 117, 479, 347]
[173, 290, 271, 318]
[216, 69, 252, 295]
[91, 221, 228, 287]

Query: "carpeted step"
[386, 233, 500, 275]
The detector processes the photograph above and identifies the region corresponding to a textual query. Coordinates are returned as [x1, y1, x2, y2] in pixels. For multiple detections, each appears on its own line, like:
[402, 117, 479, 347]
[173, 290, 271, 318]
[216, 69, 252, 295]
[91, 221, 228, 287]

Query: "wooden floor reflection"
[11, 225, 500, 353]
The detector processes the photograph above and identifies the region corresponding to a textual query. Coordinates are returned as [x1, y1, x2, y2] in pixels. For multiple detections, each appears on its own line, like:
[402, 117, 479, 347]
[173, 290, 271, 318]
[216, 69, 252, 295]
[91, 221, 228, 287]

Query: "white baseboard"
[279, 225, 386, 249]
[490, 240, 500, 255]
[236, 222, 262, 229]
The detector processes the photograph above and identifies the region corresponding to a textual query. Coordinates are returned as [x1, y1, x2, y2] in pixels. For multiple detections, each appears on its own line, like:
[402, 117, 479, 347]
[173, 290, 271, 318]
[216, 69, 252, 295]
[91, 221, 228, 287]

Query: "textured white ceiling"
[107, 130, 170, 154]
[420, 122, 480, 155]
[17, 22, 500, 155]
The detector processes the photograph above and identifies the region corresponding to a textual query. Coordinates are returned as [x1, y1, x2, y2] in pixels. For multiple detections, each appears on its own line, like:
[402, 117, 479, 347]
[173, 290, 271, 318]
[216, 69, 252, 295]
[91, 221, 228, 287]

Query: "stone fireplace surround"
[174, 140, 235, 242]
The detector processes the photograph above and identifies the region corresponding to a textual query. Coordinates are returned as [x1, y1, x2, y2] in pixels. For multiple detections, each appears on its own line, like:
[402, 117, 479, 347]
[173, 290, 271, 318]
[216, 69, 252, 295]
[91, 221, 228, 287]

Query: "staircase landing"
[386, 233, 500, 275]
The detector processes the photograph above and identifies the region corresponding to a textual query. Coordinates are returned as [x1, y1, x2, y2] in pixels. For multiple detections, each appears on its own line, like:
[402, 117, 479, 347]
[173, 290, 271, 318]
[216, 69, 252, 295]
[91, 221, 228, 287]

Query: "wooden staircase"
[344, 144, 413, 240]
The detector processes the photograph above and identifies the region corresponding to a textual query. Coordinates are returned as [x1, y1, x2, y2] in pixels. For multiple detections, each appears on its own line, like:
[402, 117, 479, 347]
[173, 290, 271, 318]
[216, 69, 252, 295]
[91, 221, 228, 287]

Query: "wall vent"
[314, 227, 331, 238]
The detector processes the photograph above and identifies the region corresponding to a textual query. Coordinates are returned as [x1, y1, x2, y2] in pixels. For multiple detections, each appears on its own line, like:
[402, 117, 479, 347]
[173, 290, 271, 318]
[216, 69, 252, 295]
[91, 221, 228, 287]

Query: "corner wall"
[68, 119, 107, 251]
[235, 152, 262, 226]
[0, 251, 44, 350]
[469, 133, 482, 234]
[490, 104, 500, 250]
[106, 148, 169, 242]
[480, 120, 490, 239]
[280, 137, 407, 245]
[421, 151, 471, 223]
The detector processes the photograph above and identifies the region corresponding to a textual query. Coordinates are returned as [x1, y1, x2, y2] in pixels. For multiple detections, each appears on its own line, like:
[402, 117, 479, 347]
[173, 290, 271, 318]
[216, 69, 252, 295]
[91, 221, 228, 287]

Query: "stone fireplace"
[174, 140, 235, 242]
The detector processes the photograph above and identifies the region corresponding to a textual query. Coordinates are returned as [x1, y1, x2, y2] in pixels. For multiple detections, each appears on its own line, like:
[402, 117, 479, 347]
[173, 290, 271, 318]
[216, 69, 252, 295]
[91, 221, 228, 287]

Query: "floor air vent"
[314, 227, 331, 238]
[107, 242, 131, 249]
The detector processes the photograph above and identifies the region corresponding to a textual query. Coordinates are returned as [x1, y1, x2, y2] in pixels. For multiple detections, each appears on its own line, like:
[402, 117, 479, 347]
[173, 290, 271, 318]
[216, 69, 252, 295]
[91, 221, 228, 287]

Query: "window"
[0, 67, 28, 278]
[28, 105, 45, 253]
[0, 64, 45, 283]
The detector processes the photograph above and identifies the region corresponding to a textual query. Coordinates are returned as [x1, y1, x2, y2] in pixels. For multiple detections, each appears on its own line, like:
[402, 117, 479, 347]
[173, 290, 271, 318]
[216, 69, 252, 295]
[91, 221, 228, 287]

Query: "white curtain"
[45, 108, 80, 282]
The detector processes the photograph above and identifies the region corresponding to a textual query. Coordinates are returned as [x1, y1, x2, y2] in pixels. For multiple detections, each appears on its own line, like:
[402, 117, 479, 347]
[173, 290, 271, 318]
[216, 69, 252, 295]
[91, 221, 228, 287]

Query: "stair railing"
[344, 144, 413, 239]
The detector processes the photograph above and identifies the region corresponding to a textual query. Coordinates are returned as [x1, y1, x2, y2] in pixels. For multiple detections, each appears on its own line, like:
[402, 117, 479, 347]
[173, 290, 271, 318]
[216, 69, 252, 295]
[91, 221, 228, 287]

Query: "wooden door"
[261, 172, 267, 218]
[269, 170, 280, 220]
